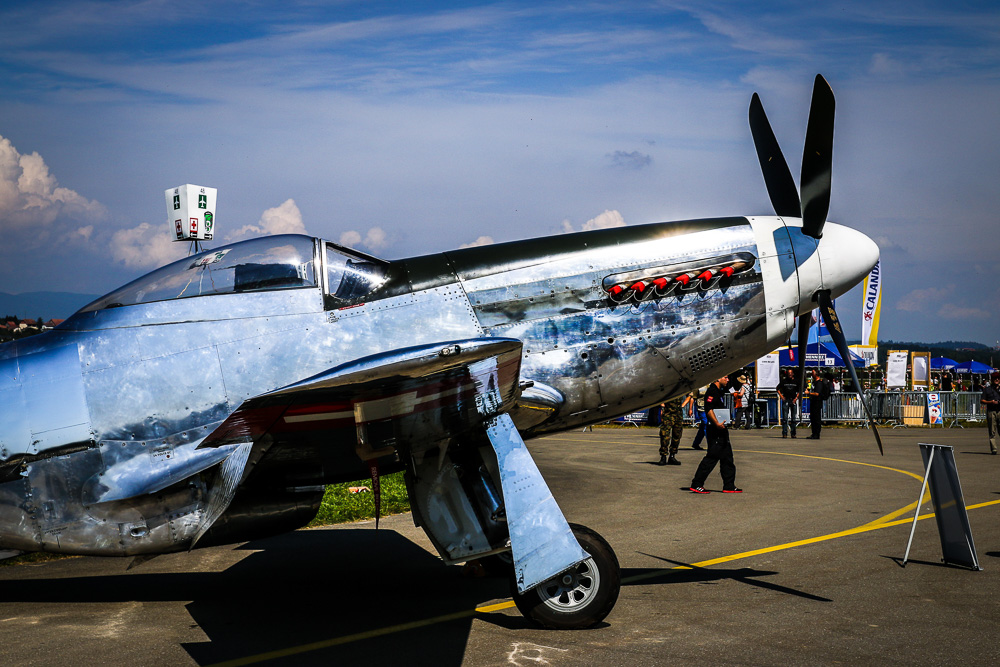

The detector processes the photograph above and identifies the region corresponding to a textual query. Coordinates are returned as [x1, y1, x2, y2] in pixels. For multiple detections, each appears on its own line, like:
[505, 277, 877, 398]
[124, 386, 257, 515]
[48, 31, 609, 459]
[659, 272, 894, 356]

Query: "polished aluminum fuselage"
[0, 215, 878, 556]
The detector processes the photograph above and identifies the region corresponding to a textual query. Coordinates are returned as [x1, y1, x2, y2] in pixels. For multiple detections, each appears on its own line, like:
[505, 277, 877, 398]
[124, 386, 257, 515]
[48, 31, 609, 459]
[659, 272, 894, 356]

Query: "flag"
[861, 261, 881, 347]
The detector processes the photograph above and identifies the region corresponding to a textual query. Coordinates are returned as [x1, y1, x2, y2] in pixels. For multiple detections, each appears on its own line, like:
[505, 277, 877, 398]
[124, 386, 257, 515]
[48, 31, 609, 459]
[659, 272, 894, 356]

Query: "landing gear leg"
[510, 524, 621, 629]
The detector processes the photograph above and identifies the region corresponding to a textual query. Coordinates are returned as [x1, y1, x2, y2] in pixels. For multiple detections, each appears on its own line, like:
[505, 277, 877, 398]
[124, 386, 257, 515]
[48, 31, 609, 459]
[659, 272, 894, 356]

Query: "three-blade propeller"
[750, 75, 883, 455]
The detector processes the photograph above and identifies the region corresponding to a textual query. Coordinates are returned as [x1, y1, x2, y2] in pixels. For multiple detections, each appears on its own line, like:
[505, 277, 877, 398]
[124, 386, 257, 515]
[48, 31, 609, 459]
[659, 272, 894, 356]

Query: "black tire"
[511, 523, 621, 629]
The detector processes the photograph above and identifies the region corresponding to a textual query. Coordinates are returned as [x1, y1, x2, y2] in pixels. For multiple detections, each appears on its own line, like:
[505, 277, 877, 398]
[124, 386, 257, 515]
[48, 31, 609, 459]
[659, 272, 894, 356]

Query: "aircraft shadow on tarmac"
[0, 528, 510, 666]
[631, 552, 833, 602]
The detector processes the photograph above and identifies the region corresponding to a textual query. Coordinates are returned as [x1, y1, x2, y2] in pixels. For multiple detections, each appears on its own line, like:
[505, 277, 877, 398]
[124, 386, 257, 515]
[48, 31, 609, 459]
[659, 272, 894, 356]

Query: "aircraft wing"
[199, 337, 524, 452]
[194, 337, 587, 591]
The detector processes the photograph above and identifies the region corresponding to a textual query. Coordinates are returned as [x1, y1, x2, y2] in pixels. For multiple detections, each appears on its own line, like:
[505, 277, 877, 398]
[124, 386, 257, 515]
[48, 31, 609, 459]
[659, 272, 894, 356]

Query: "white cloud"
[872, 235, 906, 253]
[562, 209, 627, 233]
[109, 222, 186, 269]
[460, 235, 494, 248]
[227, 199, 307, 240]
[109, 197, 312, 270]
[338, 226, 389, 252]
[363, 227, 388, 250]
[896, 285, 990, 321]
[897, 286, 953, 312]
[938, 303, 990, 321]
[339, 230, 362, 247]
[869, 53, 906, 77]
[0, 134, 104, 237]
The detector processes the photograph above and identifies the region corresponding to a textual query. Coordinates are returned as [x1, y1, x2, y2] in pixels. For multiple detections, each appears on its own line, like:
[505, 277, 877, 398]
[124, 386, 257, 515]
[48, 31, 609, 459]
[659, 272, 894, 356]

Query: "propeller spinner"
[750, 75, 883, 454]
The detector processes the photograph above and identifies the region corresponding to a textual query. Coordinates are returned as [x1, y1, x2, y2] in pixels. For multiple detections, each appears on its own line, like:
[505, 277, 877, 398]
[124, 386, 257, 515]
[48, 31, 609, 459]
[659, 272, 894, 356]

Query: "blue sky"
[0, 1, 997, 344]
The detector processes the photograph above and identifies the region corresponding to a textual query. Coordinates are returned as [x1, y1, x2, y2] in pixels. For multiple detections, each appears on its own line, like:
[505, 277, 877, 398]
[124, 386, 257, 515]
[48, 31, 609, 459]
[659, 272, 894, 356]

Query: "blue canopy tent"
[778, 342, 866, 368]
[931, 357, 958, 370]
[953, 360, 995, 374]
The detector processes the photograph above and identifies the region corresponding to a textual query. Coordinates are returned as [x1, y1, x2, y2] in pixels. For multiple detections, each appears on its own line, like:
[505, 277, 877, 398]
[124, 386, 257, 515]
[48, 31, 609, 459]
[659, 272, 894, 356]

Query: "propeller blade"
[816, 290, 883, 455]
[800, 74, 835, 239]
[796, 312, 810, 409]
[749, 92, 801, 218]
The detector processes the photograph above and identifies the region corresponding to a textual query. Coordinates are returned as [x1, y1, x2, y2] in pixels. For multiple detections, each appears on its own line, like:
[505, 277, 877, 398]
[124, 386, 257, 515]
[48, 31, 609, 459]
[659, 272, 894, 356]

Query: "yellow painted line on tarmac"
[207, 442, 989, 667]
[548, 435, 933, 526]
[729, 449, 930, 528]
[858, 500, 921, 528]
[209, 499, 1000, 666]
[206, 611, 476, 667]
[623, 498, 1000, 583]
[732, 449, 926, 483]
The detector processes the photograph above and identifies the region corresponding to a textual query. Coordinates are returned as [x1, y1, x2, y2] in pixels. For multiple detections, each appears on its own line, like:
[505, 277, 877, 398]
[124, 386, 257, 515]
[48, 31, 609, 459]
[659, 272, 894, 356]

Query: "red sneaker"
[690, 486, 710, 494]
[723, 487, 743, 493]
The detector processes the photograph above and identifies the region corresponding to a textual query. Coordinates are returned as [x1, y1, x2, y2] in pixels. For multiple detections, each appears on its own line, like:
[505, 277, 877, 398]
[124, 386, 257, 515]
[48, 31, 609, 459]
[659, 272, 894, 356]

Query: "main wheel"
[511, 523, 621, 629]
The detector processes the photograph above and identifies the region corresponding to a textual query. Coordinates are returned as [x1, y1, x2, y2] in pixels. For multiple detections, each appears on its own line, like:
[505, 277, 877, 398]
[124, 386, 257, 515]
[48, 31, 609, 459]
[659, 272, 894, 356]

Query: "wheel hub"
[537, 556, 601, 612]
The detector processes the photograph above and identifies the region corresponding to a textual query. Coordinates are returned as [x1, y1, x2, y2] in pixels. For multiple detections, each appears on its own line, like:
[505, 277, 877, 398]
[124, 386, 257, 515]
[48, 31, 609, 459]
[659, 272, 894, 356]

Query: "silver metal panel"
[84, 345, 231, 442]
[0, 357, 29, 460]
[77, 327, 141, 373]
[24, 447, 116, 554]
[214, 316, 345, 406]
[0, 345, 93, 457]
[0, 477, 36, 551]
[409, 456, 494, 561]
[191, 441, 252, 547]
[487, 413, 587, 593]
[89, 440, 237, 504]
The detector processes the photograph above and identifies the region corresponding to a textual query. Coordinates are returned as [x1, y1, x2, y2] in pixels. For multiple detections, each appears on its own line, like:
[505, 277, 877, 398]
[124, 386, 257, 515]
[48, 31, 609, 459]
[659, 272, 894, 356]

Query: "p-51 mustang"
[0, 76, 879, 629]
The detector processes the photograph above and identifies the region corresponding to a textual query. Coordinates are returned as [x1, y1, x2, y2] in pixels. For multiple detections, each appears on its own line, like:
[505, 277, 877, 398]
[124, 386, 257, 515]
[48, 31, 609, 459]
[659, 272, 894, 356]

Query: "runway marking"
[625, 498, 1000, 582]
[730, 449, 929, 528]
[206, 609, 476, 666]
[208, 439, 991, 666]
[208, 499, 1000, 666]
[547, 435, 933, 526]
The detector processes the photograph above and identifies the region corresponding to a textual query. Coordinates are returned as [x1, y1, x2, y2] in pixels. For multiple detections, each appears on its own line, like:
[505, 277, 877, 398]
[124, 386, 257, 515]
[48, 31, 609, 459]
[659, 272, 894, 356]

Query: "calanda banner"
[861, 260, 881, 347]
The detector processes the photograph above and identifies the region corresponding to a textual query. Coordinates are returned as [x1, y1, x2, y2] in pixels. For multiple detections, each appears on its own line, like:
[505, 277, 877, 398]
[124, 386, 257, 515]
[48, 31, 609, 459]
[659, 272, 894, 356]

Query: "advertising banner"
[927, 393, 943, 425]
[849, 344, 878, 367]
[887, 350, 908, 389]
[756, 353, 780, 390]
[911, 351, 931, 389]
[861, 261, 881, 347]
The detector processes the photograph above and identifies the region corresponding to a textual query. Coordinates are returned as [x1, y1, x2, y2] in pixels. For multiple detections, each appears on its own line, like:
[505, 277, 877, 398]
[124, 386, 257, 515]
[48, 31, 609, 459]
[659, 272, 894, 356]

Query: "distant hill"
[0, 291, 101, 320]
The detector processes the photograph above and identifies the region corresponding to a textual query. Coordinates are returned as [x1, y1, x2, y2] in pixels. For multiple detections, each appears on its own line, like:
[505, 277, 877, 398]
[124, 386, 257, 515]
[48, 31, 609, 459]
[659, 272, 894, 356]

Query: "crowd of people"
[652, 366, 999, 492]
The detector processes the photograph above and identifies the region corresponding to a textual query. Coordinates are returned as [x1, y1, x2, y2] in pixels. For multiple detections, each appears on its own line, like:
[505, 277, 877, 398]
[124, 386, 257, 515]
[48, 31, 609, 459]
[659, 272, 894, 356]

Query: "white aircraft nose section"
[818, 223, 879, 299]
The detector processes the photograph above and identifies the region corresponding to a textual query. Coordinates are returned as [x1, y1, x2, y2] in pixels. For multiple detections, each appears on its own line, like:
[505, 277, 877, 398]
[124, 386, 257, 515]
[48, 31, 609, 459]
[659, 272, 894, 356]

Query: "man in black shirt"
[777, 369, 799, 438]
[689, 376, 741, 494]
[805, 369, 831, 439]
[981, 372, 1000, 455]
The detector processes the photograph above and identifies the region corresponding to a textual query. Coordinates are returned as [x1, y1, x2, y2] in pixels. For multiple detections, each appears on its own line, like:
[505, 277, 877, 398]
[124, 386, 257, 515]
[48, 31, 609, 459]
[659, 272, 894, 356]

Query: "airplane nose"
[818, 223, 880, 299]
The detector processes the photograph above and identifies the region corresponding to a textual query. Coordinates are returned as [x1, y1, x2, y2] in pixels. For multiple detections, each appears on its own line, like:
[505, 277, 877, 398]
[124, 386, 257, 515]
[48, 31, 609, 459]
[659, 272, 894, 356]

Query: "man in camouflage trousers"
[657, 396, 684, 466]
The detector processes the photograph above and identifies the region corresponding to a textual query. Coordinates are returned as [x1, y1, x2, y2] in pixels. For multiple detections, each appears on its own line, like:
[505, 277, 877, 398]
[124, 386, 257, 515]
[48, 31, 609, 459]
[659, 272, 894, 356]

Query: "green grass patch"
[308, 470, 411, 527]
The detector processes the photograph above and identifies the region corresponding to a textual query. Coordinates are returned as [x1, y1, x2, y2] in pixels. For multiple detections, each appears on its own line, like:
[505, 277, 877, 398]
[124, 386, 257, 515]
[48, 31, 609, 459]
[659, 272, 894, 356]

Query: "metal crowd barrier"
[835, 391, 983, 428]
[944, 392, 984, 426]
[603, 391, 984, 429]
[740, 391, 985, 428]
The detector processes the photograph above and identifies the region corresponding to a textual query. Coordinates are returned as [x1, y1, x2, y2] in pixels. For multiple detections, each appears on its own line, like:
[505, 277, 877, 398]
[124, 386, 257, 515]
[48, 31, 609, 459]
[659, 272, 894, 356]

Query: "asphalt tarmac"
[1, 425, 998, 666]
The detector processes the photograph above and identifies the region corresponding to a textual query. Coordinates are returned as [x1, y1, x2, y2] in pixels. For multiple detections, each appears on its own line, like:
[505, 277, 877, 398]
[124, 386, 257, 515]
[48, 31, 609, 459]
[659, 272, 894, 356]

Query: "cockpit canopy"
[82, 234, 389, 312]
[324, 241, 388, 303]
